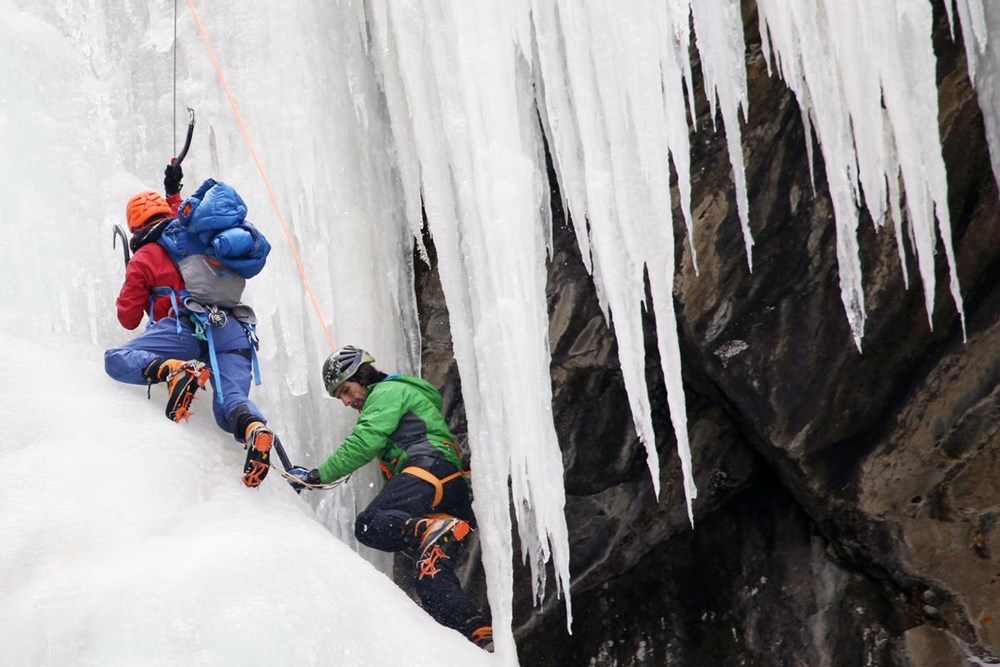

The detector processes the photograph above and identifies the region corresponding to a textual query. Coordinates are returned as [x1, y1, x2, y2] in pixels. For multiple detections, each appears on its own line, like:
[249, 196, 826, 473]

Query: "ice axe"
[270, 435, 306, 494]
[172, 107, 196, 168]
[272, 435, 293, 472]
[112, 107, 196, 268]
[112, 225, 130, 266]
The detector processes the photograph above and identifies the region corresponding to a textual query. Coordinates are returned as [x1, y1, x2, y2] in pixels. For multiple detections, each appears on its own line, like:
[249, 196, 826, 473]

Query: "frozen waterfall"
[1, 1, 995, 664]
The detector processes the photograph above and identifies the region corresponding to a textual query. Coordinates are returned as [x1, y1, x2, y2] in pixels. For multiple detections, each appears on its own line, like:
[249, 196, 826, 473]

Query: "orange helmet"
[125, 190, 172, 231]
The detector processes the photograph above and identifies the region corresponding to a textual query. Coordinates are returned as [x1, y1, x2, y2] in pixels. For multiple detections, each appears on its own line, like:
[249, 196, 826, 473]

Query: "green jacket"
[317, 375, 463, 483]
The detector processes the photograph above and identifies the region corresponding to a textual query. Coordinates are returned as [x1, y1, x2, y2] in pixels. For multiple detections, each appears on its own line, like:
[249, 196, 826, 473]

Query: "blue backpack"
[153, 178, 272, 400]
[159, 178, 270, 297]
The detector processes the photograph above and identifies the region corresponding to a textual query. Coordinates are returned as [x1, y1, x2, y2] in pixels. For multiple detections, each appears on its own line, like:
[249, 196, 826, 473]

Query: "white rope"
[172, 0, 178, 155]
[271, 464, 351, 491]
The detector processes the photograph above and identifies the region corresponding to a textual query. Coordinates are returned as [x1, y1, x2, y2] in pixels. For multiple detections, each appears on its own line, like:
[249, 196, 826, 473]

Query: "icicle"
[691, 0, 753, 270]
[371, 1, 575, 650]
[952, 0, 989, 82]
[756, 0, 966, 347]
[960, 3, 1000, 212]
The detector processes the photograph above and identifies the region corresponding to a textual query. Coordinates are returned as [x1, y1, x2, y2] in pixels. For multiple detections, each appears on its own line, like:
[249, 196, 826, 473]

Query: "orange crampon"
[162, 360, 211, 422]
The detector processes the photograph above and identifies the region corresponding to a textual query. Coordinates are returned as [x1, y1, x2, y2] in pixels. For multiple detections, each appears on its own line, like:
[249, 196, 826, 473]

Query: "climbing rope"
[178, 3, 360, 494]
[184, 0, 336, 352]
[270, 464, 352, 492]
[172, 0, 178, 155]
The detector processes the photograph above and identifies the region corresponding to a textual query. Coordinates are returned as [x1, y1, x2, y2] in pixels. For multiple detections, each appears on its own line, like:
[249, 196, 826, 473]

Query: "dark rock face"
[414, 1, 1000, 665]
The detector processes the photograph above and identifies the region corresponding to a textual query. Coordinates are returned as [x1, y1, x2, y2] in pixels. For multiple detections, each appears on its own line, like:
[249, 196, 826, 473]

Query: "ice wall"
[0, 0, 421, 570]
[0, 333, 493, 666]
[174, 0, 423, 561]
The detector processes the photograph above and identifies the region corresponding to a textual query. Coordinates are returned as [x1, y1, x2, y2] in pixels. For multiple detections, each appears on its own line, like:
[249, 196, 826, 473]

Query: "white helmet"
[322, 345, 375, 396]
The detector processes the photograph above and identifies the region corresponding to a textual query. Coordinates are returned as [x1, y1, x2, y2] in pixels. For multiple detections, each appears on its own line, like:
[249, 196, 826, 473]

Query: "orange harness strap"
[401, 466, 468, 508]
[443, 440, 462, 460]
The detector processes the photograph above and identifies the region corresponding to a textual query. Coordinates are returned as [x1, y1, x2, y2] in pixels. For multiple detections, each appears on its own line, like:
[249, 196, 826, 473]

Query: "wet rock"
[413, 1, 1000, 665]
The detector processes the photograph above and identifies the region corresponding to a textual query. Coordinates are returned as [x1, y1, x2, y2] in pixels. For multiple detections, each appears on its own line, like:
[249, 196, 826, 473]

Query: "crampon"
[411, 516, 471, 580]
[162, 360, 211, 422]
[242, 422, 273, 488]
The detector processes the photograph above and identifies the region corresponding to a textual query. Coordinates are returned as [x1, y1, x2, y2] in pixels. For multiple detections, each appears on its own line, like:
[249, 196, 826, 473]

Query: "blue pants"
[104, 316, 265, 438]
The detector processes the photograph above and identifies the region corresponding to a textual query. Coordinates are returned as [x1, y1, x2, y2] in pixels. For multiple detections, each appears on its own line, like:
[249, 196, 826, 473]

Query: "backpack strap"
[147, 286, 188, 332]
[188, 310, 225, 403]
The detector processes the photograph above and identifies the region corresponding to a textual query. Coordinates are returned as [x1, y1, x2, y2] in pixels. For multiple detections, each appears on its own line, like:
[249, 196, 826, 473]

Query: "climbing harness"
[143, 283, 262, 405]
[189, 305, 262, 403]
[400, 466, 469, 509]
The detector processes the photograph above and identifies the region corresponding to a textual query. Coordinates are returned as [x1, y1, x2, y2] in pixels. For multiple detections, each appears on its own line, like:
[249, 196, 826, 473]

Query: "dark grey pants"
[355, 455, 486, 636]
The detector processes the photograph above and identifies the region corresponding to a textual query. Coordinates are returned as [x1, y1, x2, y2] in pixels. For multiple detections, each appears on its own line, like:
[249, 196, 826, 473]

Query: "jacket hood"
[380, 375, 443, 410]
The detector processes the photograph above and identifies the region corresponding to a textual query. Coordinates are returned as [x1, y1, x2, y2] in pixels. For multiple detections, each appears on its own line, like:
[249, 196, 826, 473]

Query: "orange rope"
[185, 0, 335, 351]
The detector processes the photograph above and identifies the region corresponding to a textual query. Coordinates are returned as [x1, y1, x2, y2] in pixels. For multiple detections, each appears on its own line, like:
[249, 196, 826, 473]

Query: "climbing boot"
[242, 421, 273, 488]
[468, 626, 494, 653]
[408, 515, 471, 580]
[145, 359, 211, 423]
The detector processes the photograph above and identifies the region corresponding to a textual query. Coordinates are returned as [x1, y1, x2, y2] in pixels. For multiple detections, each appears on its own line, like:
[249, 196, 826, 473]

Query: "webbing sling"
[189, 311, 262, 404]
[401, 466, 468, 508]
[246, 323, 262, 388]
[190, 311, 223, 401]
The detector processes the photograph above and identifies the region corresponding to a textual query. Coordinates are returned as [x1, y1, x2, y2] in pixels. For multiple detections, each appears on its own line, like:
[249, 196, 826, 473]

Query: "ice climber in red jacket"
[104, 163, 277, 488]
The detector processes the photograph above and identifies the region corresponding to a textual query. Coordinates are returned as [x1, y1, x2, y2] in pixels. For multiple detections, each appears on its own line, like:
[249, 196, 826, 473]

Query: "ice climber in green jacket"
[289, 345, 493, 652]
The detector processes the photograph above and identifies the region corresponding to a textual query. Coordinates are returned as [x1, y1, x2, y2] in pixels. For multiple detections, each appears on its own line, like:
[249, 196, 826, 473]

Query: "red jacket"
[115, 193, 184, 330]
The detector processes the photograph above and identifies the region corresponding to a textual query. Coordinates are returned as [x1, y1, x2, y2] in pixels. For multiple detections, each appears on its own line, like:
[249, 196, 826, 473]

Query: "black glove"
[287, 466, 321, 492]
[163, 162, 184, 196]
